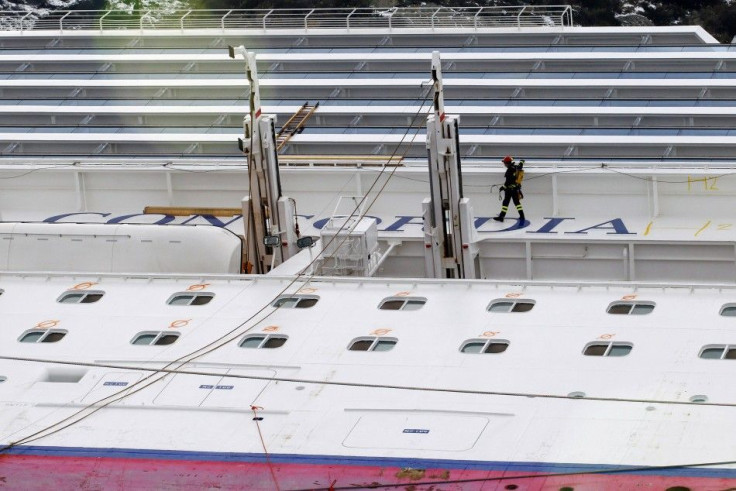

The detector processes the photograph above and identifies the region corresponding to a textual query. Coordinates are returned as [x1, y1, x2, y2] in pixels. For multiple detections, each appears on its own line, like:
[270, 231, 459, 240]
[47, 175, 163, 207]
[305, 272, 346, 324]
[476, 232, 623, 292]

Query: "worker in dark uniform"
[493, 155, 525, 223]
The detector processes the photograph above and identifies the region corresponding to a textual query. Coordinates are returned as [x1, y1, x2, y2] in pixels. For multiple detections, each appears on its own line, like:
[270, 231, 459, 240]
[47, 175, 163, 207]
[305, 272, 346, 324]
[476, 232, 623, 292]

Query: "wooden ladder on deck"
[276, 101, 319, 151]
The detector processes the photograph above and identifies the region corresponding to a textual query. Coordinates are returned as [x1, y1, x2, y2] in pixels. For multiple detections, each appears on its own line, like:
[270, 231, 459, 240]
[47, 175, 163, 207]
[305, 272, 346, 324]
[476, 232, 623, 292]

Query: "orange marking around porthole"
[622, 294, 637, 300]
[298, 287, 317, 294]
[371, 328, 392, 336]
[71, 282, 96, 290]
[169, 319, 191, 329]
[262, 326, 279, 332]
[598, 333, 615, 340]
[187, 283, 210, 292]
[395, 291, 411, 297]
[35, 320, 59, 329]
[505, 292, 522, 298]
[481, 331, 499, 338]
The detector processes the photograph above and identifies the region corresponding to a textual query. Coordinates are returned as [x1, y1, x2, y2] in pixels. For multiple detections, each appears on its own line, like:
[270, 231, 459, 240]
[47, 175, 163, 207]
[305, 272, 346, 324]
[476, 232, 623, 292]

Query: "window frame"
[699, 344, 736, 360]
[459, 338, 510, 354]
[377, 296, 427, 311]
[486, 298, 536, 313]
[271, 294, 320, 309]
[166, 292, 215, 306]
[606, 301, 655, 315]
[348, 336, 398, 352]
[239, 334, 289, 349]
[130, 331, 180, 346]
[19, 329, 68, 344]
[57, 290, 105, 304]
[583, 341, 633, 357]
[719, 304, 736, 317]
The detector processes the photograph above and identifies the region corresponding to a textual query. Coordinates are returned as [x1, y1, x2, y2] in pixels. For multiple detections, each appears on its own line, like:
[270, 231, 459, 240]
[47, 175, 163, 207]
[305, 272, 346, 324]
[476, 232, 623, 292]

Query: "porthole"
[583, 342, 632, 357]
[460, 339, 509, 354]
[272, 295, 319, 309]
[239, 334, 288, 349]
[487, 299, 535, 313]
[606, 301, 654, 315]
[58, 290, 104, 304]
[167, 292, 214, 306]
[378, 297, 426, 311]
[131, 331, 180, 346]
[19, 329, 67, 343]
[348, 337, 397, 352]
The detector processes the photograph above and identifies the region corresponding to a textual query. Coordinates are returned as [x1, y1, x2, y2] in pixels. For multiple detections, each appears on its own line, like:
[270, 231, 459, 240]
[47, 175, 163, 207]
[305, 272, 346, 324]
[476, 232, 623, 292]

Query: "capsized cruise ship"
[2, 6, 736, 490]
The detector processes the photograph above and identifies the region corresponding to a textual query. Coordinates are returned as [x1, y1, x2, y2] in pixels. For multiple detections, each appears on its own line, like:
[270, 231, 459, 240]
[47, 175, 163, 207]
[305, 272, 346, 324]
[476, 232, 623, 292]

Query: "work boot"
[519, 211, 525, 222]
[493, 214, 505, 222]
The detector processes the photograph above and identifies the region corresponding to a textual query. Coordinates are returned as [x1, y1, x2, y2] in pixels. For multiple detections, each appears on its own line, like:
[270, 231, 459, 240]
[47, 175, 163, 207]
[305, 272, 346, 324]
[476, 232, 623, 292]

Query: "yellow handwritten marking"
[694, 220, 712, 237]
[643, 221, 653, 236]
[718, 224, 732, 231]
[709, 176, 719, 191]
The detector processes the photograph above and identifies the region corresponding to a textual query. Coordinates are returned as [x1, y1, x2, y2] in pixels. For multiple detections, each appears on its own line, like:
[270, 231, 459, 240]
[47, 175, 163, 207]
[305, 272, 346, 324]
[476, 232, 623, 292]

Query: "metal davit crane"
[229, 46, 299, 274]
[423, 51, 479, 280]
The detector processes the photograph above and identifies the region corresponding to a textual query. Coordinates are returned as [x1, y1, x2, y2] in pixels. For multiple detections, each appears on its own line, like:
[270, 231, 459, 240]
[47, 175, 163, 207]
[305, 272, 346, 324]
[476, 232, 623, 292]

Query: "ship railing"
[0, 6, 574, 34]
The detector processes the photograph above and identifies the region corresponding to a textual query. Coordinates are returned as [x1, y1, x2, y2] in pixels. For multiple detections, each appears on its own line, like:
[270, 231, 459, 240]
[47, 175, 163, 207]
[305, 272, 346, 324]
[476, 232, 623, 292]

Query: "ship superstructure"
[1, 6, 736, 489]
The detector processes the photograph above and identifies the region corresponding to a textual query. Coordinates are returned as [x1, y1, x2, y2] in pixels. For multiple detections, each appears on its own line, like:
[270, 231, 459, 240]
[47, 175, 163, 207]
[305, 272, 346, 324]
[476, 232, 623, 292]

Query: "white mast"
[423, 51, 478, 279]
[229, 46, 299, 274]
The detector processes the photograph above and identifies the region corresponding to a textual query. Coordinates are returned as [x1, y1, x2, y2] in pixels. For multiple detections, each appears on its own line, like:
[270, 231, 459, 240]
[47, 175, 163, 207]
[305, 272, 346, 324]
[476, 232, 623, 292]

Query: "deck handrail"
[0, 6, 573, 34]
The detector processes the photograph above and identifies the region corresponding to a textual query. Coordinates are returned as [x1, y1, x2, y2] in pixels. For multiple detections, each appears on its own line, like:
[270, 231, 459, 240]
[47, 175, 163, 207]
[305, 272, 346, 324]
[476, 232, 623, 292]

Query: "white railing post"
[99, 10, 111, 32]
[180, 9, 191, 32]
[346, 8, 356, 31]
[517, 6, 526, 29]
[262, 9, 272, 30]
[431, 7, 440, 30]
[20, 12, 31, 33]
[304, 8, 314, 31]
[59, 11, 71, 34]
[221, 9, 231, 31]
[473, 7, 482, 30]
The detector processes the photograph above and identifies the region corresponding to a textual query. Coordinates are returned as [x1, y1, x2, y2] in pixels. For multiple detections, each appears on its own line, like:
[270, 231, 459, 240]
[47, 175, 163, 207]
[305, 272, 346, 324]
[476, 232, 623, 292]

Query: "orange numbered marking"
[394, 291, 411, 297]
[187, 283, 210, 292]
[262, 325, 280, 332]
[71, 282, 96, 290]
[35, 320, 59, 329]
[622, 294, 637, 300]
[298, 287, 317, 294]
[505, 292, 522, 298]
[598, 333, 615, 340]
[481, 331, 500, 338]
[169, 319, 191, 329]
[371, 328, 392, 336]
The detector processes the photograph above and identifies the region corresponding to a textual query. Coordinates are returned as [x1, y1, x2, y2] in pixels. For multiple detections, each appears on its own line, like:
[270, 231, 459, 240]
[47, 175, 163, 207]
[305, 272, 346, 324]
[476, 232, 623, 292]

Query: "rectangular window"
[607, 301, 654, 315]
[487, 299, 535, 313]
[131, 331, 180, 346]
[272, 295, 319, 309]
[378, 297, 427, 311]
[167, 292, 214, 306]
[460, 339, 509, 354]
[58, 290, 104, 304]
[348, 337, 397, 352]
[583, 342, 632, 357]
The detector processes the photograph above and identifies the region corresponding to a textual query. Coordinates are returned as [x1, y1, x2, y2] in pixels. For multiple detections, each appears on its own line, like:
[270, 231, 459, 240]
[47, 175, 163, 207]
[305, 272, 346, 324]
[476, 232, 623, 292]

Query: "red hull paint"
[2, 455, 736, 491]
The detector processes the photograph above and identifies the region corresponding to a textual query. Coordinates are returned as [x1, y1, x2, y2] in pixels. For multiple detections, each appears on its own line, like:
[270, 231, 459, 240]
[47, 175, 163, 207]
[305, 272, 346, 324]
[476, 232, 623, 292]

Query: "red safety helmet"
[502, 155, 513, 165]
